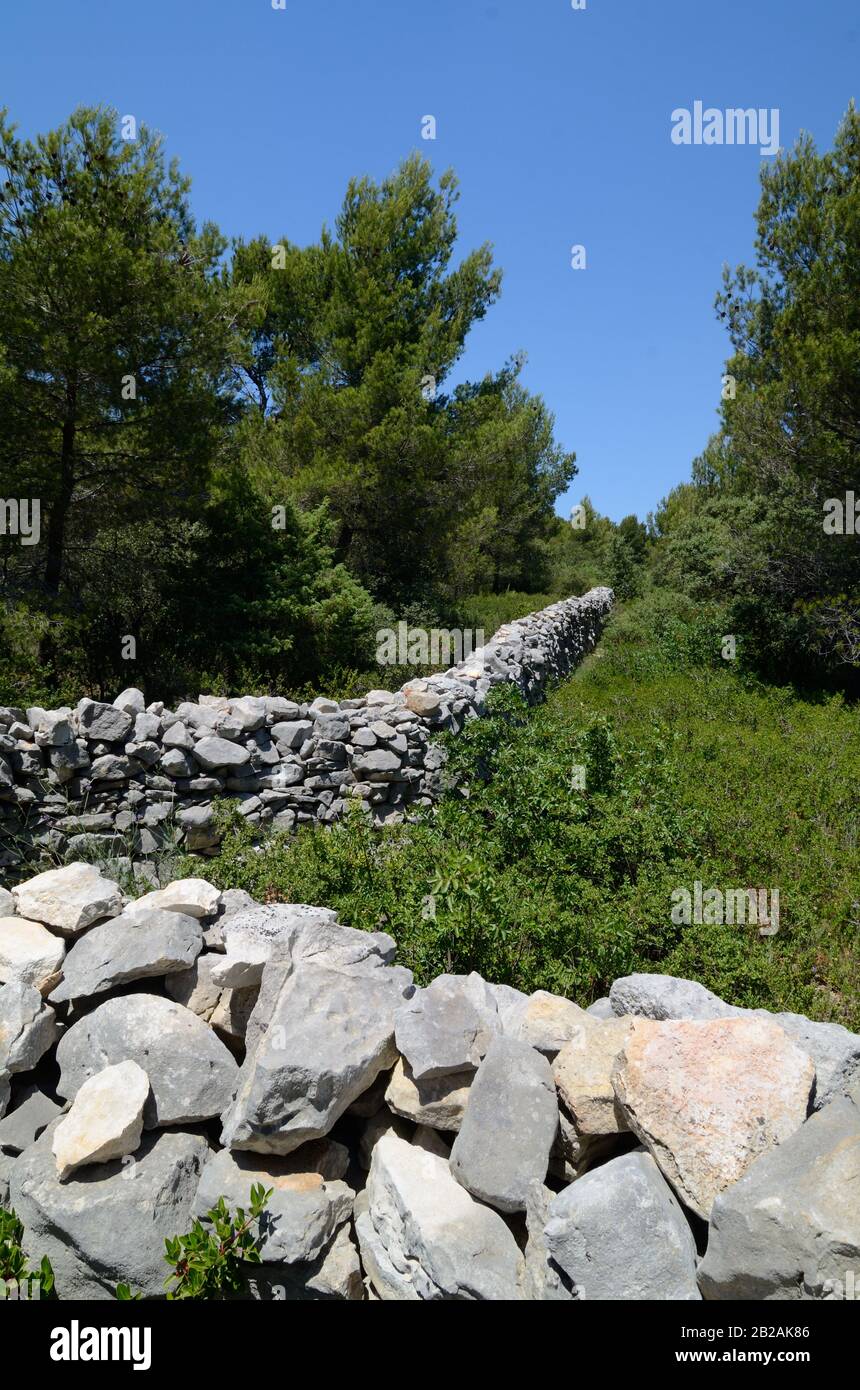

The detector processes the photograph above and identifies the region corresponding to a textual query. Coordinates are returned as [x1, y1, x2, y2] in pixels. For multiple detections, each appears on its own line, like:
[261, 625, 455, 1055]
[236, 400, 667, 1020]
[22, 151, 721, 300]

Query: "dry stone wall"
[0, 861, 858, 1300]
[0, 587, 613, 876]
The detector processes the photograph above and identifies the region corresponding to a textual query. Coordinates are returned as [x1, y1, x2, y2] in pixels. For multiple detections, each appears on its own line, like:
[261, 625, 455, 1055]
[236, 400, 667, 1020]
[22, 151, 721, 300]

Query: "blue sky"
[2, 0, 857, 522]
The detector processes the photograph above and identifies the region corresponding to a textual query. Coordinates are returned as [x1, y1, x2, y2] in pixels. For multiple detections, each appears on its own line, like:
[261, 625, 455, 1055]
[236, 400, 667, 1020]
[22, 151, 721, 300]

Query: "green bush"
[116, 1184, 274, 1302]
[0, 1206, 54, 1299]
[192, 594, 860, 1028]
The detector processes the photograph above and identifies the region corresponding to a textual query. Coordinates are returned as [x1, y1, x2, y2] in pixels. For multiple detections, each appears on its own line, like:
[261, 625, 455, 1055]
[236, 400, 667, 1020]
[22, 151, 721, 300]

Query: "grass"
[176, 588, 860, 1028]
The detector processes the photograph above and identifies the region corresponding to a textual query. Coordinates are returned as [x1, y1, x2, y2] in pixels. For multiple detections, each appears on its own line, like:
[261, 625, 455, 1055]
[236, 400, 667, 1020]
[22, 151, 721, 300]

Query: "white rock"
[113, 687, 146, 716]
[357, 1133, 523, 1300]
[125, 878, 222, 920]
[0, 916, 66, 994]
[12, 863, 124, 936]
[52, 1060, 149, 1180]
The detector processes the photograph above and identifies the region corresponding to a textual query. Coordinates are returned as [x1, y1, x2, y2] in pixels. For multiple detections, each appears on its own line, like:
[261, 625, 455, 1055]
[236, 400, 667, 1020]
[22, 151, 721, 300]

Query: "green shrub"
[116, 1184, 274, 1301]
[192, 594, 860, 1028]
[0, 1206, 54, 1299]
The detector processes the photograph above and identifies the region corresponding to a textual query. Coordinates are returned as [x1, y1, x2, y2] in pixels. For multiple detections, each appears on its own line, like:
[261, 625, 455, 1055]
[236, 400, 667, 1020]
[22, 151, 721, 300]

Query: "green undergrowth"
[184, 590, 860, 1028]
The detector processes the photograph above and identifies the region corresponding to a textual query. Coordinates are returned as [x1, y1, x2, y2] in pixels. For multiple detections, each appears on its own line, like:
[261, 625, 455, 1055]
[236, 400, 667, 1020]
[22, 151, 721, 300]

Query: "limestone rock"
[245, 1223, 365, 1301]
[221, 957, 413, 1154]
[12, 863, 124, 936]
[350, 748, 402, 781]
[0, 1085, 63, 1155]
[76, 698, 133, 742]
[773, 1013, 860, 1110]
[586, 997, 614, 1019]
[113, 687, 146, 716]
[52, 1060, 149, 1180]
[209, 901, 366, 989]
[0, 915, 66, 994]
[612, 1017, 815, 1219]
[10, 1122, 208, 1299]
[384, 1056, 473, 1131]
[521, 1181, 575, 1301]
[394, 971, 500, 1080]
[552, 1016, 633, 1136]
[165, 953, 223, 1020]
[357, 1133, 523, 1300]
[125, 878, 222, 919]
[513, 990, 592, 1056]
[193, 735, 251, 772]
[449, 1035, 558, 1212]
[403, 688, 442, 717]
[545, 1149, 700, 1300]
[610, 972, 739, 1021]
[698, 1097, 860, 1300]
[194, 1146, 354, 1264]
[57, 993, 238, 1128]
[177, 803, 220, 851]
[0, 980, 59, 1117]
[49, 907, 202, 1003]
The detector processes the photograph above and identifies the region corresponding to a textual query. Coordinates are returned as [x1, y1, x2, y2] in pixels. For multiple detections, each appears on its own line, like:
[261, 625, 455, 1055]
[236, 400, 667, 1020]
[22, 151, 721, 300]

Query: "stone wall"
[0, 587, 613, 876]
[1, 862, 858, 1300]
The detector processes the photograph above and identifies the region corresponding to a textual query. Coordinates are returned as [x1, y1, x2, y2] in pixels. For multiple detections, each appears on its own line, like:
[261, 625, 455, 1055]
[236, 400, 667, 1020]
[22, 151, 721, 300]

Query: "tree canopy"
[0, 110, 577, 701]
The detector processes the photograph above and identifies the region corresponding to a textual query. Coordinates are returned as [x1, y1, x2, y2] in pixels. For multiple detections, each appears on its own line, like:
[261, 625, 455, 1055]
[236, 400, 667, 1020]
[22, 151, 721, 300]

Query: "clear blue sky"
[2, 0, 857, 521]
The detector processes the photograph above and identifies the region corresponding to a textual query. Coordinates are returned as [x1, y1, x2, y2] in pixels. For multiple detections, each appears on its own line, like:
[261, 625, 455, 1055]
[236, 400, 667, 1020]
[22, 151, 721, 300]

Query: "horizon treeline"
[0, 103, 858, 704]
[651, 103, 860, 690]
[0, 105, 619, 703]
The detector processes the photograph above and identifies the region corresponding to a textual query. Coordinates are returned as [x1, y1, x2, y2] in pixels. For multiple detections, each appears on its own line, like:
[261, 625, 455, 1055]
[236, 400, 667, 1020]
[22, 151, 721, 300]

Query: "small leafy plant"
[163, 1185, 273, 1300]
[0, 1206, 54, 1299]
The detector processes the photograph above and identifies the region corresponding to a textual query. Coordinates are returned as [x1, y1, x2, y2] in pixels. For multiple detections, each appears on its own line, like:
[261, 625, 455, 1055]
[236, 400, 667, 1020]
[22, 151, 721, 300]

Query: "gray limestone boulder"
[609, 973, 740, 1022]
[221, 957, 413, 1154]
[193, 735, 251, 772]
[49, 908, 202, 1003]
[356, 1132, 524, 1300]
[394, 972, 501, 1080]
[698, 1097, 860, 1300]
[10, 1121, 209, 1299]
[209, 901, 379, 990]
[76, 699, 134, 743]
[545, 1149, 700, 1300]
[12, 863, 124, 936]
[56, 993, 238, 1128]
[449, 1034, 558, 1212]
[194, 1146, 354, 1265]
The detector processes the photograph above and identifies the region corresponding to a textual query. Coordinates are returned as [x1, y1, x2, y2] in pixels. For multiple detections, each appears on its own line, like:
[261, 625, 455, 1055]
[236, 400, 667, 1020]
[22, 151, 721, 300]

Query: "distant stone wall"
[0, 587, 613, 875]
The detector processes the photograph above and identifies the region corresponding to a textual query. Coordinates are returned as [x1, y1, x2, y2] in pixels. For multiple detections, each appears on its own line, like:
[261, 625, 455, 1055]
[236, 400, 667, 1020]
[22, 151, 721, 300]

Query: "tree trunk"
[44, 380, 77, 596]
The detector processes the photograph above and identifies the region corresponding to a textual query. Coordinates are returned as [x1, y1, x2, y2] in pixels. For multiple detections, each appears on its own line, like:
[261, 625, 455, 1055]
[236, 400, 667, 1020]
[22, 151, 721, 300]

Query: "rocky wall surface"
[0, 861, 858, 1301]
[0, 588, 613, 877]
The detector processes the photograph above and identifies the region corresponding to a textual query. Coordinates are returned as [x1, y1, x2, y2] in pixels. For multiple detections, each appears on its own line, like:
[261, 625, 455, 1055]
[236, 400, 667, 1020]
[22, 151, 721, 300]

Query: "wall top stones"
[1, 864, 856, 1300]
